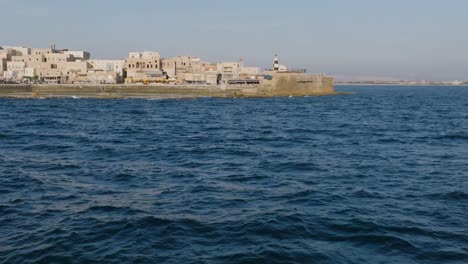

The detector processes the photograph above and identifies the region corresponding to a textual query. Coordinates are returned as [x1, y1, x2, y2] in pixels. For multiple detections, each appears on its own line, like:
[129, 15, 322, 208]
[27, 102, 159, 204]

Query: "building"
[181, 72, 219, 85]
[161, 58, 177, 79]
[6, 61, 26, 79]
[3, 46, 89, 83]
[24, 67, 36, 78]
[2, 46, 30, 56]
[125, 51, 164, 83]
[212, 58, 264, 85]
[160, 56, 259, 85]
[88, 60, 125, 83]
[0, 47, 30, 78]
[0, 48, 8, 78]
[1, 44, 287, 86]
[161, 56, 224, 84]
[63, 50, 90, 61]
[1, 45, 99, 83]
[0, 59, 7, 78]
[161, 56, 203, 79]
[217, 61, 241, 80]
[31, 48, 55, 56]
[88, 60, 124, 73]
[73, 71, 119, 84]
[239, 66, 260, 78]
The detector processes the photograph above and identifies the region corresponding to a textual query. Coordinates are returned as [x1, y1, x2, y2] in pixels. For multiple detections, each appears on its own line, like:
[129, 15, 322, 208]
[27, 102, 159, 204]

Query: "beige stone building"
[0, 47, 29, 79]
[161, 58, 177, 79]
[2, 45, 122, 83]
[239, 66, 261, 78]
[1, 44, 267, 85]
[31, 48, 55, 56]
[0, 48, 8, 77]
[160, 56, 260, 85]
[2, 46, 30, 56]
[161, 56, 201, 79]
[217, 60, 261, 82]
[125, 52, 164, 83]
[161, 56, 222, 84]
[0, 60, 7, 78]
[4, 47, 88, 83]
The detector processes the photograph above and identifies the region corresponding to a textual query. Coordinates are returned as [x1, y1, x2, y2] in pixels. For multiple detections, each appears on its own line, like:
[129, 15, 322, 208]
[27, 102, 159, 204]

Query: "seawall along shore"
[0, 73, 338, 99]
[0, 84, 242, 99]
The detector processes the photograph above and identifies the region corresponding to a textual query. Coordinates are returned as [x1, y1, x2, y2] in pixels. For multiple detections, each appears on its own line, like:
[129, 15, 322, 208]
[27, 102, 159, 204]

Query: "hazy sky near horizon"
[1, 0, 467, 81]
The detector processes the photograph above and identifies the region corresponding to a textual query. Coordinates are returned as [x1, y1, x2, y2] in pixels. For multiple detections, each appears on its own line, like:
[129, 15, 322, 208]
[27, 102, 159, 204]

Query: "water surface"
[1, 86, 467, 263]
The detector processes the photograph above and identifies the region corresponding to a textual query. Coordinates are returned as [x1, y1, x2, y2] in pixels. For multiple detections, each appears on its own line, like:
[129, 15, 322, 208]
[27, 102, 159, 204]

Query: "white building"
[6, 61, 26, 79]
[88, 60, 124, 74]
[217, 62, 241, 80]
[88, 60, 125, 83]
[24, 68, 36, 78]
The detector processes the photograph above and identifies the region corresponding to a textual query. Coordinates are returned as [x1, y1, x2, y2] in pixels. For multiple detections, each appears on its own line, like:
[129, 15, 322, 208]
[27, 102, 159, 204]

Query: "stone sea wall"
[0, 85, 241, 99]
[0, 73, 336, 99]
[260, 73, 335, 96]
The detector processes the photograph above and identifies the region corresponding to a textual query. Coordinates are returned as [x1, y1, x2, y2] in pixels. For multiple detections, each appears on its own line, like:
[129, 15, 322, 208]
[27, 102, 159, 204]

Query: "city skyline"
[1, 0, 467, 81]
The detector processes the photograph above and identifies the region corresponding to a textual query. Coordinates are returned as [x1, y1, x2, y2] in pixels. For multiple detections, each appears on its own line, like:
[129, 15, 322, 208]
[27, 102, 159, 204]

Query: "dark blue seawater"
[1, 86, 467, 264]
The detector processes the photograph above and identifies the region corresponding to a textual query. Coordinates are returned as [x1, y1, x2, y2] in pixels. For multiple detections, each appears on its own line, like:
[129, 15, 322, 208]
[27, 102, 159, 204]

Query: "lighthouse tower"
[273, 54, 279, 71]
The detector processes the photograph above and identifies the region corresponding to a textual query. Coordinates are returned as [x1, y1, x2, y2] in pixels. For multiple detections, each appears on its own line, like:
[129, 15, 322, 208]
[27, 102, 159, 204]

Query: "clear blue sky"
[1, 0, 467, 81]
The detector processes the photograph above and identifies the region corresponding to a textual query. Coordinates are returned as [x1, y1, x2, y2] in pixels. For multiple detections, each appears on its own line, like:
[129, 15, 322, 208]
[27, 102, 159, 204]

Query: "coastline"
[0, 83, 345, 99]
[336, 83, 468, 87]
[0, 73, 339, 99]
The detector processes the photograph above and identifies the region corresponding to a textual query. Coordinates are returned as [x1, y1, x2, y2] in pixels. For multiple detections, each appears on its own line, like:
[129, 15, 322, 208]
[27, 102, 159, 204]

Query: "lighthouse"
[273, 54, 279, 71]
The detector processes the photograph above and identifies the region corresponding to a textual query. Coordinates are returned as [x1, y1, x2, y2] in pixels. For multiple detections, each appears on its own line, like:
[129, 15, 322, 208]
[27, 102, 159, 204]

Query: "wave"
[425, 191, 468, 201]
[80, 205, 148, 216]
[434, 132, 468, 141]
[345, 234, 421, 254]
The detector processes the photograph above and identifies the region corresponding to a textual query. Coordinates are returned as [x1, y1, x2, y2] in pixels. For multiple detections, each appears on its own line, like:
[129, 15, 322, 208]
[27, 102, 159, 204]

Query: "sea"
[0, 86, 467, 264]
